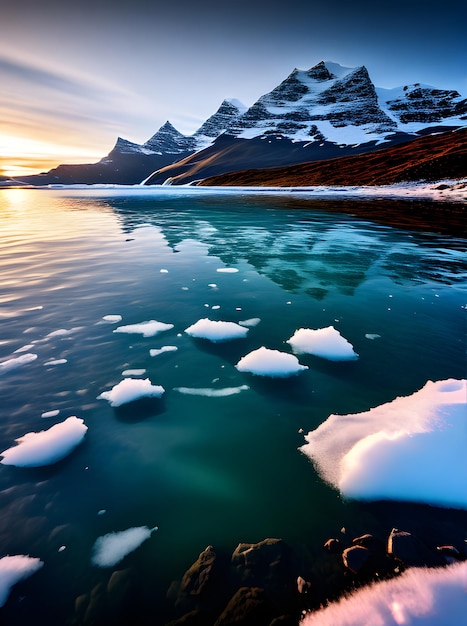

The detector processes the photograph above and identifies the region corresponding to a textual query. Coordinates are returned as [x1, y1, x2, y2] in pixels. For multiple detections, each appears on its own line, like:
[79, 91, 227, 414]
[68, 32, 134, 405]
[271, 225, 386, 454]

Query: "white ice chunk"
[287, 326, 358, 361]
[301, 561, 467, 626]
[184, 318, 248, 342]
[160, 269, 169, 273]
[239, 318, 261, 327]
[102, 315, 122, 323]
[149, 346, 178, 357]
[114, 320, 174, 337]
[45, 328, 80, 338]
[0, 353, 38, 373]
[0, 555, 44, 607]
[122, 369, 146, 376]
[98, 378, 165, 407]
[43, 359, 67, 366]
[301, 379, 467, 509]
[174, 385, 249, 397]
[13, 344, 34, 353]
[0, 416, 87, 467]
[216, 268, 239, 273]
[91, 526, 157, 567]
[41, 409, 60, 419]
[235, 346, 308, 377]
[365, 333, 381, 340]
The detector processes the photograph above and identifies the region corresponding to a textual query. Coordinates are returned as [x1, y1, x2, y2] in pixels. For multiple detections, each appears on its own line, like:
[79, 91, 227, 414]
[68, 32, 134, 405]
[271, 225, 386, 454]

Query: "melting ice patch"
[184, 319, 248, 342]
[0, 555, 44, 607]
[301, 561, 467, 626]
[0, 416, 87, 467]
[236, 347, 308, 377]
[287, 326, 358, 361]
[98, 378, 165, 407]
[114, 320, 174, 338]
[149, 346, 178, 357]
[239, 318, 261, 327]
[174, 385, 249, 397]
[91, 526, 157, 567]
[301, 379, 467, 509]
[43, 359, 68, 366]
[102, 315, 122, 323]
[0, 353, 38, 373]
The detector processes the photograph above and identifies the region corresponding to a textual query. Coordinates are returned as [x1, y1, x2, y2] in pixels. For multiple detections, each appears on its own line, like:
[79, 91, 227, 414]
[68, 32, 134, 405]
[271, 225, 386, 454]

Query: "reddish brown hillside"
[199, 128, 467, 187]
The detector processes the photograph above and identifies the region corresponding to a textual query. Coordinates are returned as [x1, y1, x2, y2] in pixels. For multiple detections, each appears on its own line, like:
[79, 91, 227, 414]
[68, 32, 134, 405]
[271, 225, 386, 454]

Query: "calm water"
[0, 188, 466, 624]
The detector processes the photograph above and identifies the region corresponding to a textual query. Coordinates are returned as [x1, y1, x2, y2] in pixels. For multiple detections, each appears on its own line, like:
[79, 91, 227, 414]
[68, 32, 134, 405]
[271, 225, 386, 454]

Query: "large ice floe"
[301, 560, 467, 626]
[184, 318, 249, 342]
[98, 378, 165, 407]
[113, 320, 174, 337]
[235, 346, 308, 377]
[0, 416, 87, 467]
[0, 555, 44, 607]
[287, 326, 358, 361]
[301, 379, 467, 509]
[91, 526, 157, 567]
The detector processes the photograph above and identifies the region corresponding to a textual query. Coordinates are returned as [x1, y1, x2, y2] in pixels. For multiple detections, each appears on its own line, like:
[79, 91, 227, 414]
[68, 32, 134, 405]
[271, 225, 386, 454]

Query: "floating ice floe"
[102, 315, 122, 323]
[216, 268, 239, 273]
[287, 326, 358, 361]
[235, 347, 308, 377]
[0, 353, 38, 373]
[174, 385, 249, 397]
[91, 525, 158, 567]
[45, 328, 80, 338]
[301, 379, 467, 509]
[98, 378, 165, 407]
[0, 416, 88, 467]
[113, 320, 174, 338]
[0, 555, 44, 607]
[301, 561, 467, 626]
[365, 333, 381, 340]
[149, 346, 178, 357]
[122, 369, 146, 377]
[13, 344, 34, 353]
[43, 359, 68, 366]
[184, 318, 248, 342]
[41, 409, 60, 419]
[239, 318, 261, 327]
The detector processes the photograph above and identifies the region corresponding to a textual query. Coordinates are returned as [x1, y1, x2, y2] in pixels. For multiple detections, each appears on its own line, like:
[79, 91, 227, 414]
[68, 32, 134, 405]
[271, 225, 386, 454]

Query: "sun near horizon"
[0, 134, 103, 178]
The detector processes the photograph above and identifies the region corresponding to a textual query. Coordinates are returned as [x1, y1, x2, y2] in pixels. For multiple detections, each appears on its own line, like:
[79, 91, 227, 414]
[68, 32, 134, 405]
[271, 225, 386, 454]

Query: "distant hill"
[198, 128, 467, 187]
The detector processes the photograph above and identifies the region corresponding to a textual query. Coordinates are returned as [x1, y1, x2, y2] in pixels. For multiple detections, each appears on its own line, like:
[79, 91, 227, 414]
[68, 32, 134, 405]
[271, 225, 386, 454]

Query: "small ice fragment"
[43, 359, 68, 366]
[102, 315, 122, 323]
[216, 268, 239, 273]
[114, 320, 174, 338]
[235, 347, 308, 378]
[211, 305, 221, 310]
[184, 318, 248, 342]
[91, 526, 156, 567]
[181, 287, 189, 291]
[122, 369, 146, 376]
[58, 546, 66, 552]
[365, 333, 381, 340]
[149, 346, 178, 357]
[174, 385, 249, 397]
[97, 509, 106, 516]
[160, 269, 169, 273]
[0, 353, 38, 373]
[239, 318, 261, 328]
[0, 416, 88, 467]
[98, 378, 165, 407]
[13, 344, 34, 353]
[208, 284, 217, 288]
[41, 409, 60, 419]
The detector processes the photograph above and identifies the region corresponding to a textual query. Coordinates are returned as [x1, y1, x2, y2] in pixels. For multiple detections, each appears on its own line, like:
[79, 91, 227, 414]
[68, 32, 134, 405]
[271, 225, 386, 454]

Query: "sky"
[1, 0, 466, 176]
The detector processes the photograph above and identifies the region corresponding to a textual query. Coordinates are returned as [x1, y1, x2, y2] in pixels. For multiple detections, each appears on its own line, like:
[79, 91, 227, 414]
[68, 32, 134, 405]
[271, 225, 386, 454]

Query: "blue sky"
[1, 0, 466, 175]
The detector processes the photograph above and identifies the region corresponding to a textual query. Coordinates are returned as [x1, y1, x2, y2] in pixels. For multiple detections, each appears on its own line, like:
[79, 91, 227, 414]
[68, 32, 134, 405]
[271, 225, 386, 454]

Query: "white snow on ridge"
[0, 416, 88, 467]
[301, 379, 467, 509]
[98, 378, 165, 407]
[92, 526, 157, 567]
[114, 320, 174, 337]
[184, 318, 248, 342]
[287, 326, 358, 361]
[0, 555, 44, 607]
[236, 346, 308, 377]
[301, 561, 467, 626]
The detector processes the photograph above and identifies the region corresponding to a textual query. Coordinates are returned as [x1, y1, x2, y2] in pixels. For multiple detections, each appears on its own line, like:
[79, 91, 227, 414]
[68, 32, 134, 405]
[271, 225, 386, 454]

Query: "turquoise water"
[0, 188, 466, 624]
